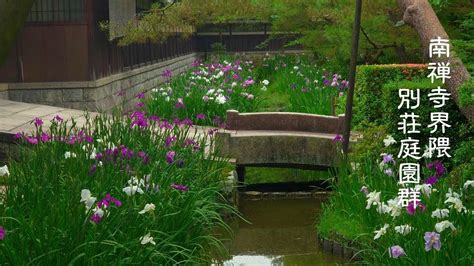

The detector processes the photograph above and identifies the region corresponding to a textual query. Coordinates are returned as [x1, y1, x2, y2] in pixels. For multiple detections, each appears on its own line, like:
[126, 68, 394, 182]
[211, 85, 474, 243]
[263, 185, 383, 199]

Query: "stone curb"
[318, 235, 362, 262]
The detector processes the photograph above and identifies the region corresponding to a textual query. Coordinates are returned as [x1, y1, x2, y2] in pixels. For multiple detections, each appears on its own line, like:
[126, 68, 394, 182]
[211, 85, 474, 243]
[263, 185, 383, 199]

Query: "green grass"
[318, 208, 367, 243]
[245, 167, 330, 184]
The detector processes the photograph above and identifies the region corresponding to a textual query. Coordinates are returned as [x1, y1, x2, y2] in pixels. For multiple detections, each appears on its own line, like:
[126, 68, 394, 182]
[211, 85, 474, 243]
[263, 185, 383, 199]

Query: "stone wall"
[4, 53, 197, 112]
[0, 85, 7, 99]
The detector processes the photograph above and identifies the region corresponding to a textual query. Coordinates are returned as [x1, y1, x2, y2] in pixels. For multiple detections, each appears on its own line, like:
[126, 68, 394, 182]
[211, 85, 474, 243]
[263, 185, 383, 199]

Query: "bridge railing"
[225, 110, 345, 134]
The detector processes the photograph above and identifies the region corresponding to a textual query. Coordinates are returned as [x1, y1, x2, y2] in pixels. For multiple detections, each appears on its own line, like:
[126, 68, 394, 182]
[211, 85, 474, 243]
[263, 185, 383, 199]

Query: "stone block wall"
[4, 53, 197, 112]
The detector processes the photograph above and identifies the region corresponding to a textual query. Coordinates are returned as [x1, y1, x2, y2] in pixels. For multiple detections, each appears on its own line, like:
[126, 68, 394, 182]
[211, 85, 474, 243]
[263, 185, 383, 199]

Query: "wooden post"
[343, 0, 362, 153]
[236, 165, 246, 191]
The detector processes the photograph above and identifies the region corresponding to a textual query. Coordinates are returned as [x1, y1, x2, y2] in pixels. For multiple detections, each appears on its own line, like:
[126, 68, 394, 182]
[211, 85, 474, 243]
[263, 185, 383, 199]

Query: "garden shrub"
[354, 64, 427, 127]
[449, 138, 474, 189]
[458, 78, 474, 107]
[382, 79, 473, 160]
[351, 122, 389, 164]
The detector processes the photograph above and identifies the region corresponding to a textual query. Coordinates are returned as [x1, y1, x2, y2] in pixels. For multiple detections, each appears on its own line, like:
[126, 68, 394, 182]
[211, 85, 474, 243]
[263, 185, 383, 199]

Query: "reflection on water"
[214, 195, 349, 266]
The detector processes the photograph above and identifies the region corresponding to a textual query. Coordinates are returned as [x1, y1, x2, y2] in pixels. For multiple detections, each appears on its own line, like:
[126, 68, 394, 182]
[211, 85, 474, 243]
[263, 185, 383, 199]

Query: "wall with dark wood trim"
[0, 23, 89, 82]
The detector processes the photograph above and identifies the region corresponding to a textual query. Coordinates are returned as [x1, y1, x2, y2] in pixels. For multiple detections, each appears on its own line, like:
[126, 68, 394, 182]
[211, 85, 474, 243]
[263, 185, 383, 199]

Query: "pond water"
[214, 195, 349, 266]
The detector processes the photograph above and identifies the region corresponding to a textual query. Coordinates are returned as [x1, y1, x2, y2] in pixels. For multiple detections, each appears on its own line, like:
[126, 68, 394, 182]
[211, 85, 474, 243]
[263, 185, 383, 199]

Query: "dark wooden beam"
[343, 0, 362, 153]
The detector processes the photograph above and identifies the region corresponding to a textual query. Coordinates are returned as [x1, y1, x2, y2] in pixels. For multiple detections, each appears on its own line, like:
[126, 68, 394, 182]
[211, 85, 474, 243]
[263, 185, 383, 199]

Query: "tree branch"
[361, 26, 397, 49]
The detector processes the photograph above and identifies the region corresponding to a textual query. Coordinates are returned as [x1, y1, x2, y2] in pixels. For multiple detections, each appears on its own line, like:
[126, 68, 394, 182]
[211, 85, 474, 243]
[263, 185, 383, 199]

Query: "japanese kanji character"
[428, 87, 451, 108]
[428, 112, 451, 133]
[398, 89, 420, 109]
[399, 163, 420, 184]
[429, 37, 450, 58]
[428, 137, 451, 158]
[398, 112, 421, 134]
[428, 62, 451, 83]
[397, 137, 421, 160]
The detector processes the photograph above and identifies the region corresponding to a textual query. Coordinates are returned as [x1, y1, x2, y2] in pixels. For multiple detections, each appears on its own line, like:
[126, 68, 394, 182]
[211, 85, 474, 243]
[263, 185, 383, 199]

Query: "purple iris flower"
[383, 154, 395, 164]
[149, 115, 160, 122]
[131, 111, 149, 128]
[27, 136, 38, 145]
[162, 69, 173, 78]
[171, 183, 188, 192]
[85, 136, 94, 144]
[191, 59, 201, 67]
[41, 133, 51, 142]
[90, 214, 102, 224]
[424, 232, 441, 251]
[406, 200, 426, 215]
[53, 115, 64, 123]
[427, 161, 446, 177]
[389, 245, 406, 258]
[33, 117, 43, 127]
[160, 120, 173, 129]
[181, 118, 193, 126]
[425, 176, 438, 185]
[0, 226, 5, 240]
[14, 132, 23, 140]
[207, 128, 218, 137]
[165, 136, 177, 148]
[88, 164, 97, 176]
[196, 113, 206, 120]
[166, 151, 176, 164]
[175, 98, 185, 109]
[333, 134, 343, 142]
[243, 78, 255, 87]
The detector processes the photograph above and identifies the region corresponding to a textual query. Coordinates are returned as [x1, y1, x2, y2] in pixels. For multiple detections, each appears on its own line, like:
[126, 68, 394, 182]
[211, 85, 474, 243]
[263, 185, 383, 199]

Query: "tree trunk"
[0, 0, 36, 65]
[397, 0, 473, 123]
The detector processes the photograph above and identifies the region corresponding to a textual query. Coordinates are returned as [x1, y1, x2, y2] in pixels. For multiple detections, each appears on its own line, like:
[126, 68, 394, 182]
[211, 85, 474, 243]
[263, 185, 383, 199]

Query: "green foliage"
[146, 54, 347, 126]
[0, 0, 36, 64]
[449, 138, 474, 188]
[210, 42, 227, 54]
[351, 122, 389, 164]
[353, 64, 427, 126]
[119, 0, 426, 71]
[458, 78, 474, 107]
[319, 142, 474, 265]
[267, 0, 422, 69]
[382, 79, 473, 156]
[256, 55, 346, 115]
[0, 112, 233, 264]
[451, 12, 474, 75]
[245, 167, 329, 184]
[119, 0, 269, 45]
[146, 59, 261, 126]
[429, 0, 450, 10]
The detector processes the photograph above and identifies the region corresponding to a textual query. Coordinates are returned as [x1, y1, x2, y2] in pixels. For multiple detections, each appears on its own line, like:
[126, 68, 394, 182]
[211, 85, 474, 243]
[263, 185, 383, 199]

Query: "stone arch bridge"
[216, 110, 358, 188]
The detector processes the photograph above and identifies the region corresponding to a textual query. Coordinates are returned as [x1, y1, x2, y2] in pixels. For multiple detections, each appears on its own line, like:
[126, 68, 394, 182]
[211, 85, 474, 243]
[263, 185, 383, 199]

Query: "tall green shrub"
[354, 64, 427, 126]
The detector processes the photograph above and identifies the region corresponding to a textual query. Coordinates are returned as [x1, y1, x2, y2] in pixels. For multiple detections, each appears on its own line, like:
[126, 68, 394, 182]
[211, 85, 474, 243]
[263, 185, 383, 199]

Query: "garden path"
[0, 99, 94, 135]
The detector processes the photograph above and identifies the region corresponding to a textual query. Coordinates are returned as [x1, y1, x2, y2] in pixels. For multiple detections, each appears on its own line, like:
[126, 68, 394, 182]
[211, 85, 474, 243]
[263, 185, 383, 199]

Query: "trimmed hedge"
[353, 64, 428, 126]
[458, 78, 474, 107]
[382, 79, 472, 157]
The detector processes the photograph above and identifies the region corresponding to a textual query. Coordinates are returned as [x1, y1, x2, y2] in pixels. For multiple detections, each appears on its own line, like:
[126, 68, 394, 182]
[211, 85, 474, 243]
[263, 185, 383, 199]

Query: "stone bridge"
[216, 110, 357, 187]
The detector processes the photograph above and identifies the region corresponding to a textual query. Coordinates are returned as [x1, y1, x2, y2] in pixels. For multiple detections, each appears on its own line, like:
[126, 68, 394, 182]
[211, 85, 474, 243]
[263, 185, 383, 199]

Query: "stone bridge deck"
[216, 110, 359, 186]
